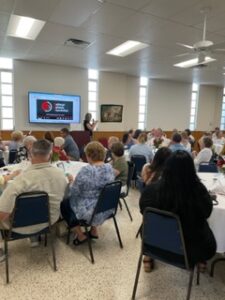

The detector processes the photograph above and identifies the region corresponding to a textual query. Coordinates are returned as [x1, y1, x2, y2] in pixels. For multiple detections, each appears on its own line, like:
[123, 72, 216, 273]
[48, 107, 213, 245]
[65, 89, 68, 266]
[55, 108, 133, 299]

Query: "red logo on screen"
[41, 101, 52, 112]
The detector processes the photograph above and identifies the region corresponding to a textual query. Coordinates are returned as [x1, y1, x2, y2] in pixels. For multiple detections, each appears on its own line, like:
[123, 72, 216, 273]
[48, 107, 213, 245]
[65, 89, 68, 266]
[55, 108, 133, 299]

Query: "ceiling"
[1, 0, 225, 85]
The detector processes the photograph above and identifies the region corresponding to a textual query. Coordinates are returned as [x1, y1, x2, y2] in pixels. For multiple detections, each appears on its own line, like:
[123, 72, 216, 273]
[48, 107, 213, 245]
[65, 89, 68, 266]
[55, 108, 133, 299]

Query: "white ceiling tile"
[50, 0, 102, 27]
[0, 0, 15, 14]
[107, 0, 151, 10]
[14, 0, 61, 20]
[80, 3, 135, 35]
[141, 0, 201, 19]
[194, 13, 225, 33]
[0, 12, 10, 36]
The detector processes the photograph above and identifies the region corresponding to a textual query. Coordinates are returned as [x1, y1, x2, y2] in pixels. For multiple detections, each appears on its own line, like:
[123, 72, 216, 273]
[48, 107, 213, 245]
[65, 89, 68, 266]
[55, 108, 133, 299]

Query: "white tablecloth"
[198, 172, 225, 253]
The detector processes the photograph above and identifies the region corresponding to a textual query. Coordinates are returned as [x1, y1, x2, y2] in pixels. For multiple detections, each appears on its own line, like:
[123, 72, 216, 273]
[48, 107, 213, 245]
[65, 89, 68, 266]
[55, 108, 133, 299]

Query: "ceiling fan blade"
[176, 42, 194, 49]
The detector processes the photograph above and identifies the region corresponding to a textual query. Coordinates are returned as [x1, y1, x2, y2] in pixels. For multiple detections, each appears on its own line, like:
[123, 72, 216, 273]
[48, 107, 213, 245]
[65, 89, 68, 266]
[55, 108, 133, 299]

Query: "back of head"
[111, 142, 124, 157]
[122, 133, 129, 144]
[54, 137, 65, 147]
[60, 128, 69, 135]
[85, 141, 106, 162]
[11, 130, 23, 142]
[203, 137, 213, 148]
[150, 147, 172, 173]
[138, 133, 147, 144]
[160, 150, 199, 212]
[133, 129, 142, 139]
[31, 139, 52, 158]
[172, 132, 182, 143]
[44, 131, 54, 143]
[23, 135, 37, 147]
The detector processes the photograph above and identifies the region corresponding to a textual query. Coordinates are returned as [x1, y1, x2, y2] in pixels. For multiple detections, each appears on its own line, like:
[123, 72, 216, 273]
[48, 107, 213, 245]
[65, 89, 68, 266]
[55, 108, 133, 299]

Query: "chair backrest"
[142, 207, 190, 270]
[131, 155, 146, 174]
[90, 181, 122, 223]
[10, 191, 50, 232]
[8, 149, 17, 164]
[198, 162, 218, 173]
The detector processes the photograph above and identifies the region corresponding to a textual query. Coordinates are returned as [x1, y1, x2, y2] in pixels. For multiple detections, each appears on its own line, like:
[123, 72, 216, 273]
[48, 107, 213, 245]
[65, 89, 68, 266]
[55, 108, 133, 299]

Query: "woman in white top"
[192, 137, 213, 170]
[181, 131, 191, 152]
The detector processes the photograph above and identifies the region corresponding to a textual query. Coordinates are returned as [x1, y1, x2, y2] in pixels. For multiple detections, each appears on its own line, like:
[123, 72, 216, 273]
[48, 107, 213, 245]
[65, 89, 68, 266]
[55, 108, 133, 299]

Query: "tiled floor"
[0, 188, 225, 300]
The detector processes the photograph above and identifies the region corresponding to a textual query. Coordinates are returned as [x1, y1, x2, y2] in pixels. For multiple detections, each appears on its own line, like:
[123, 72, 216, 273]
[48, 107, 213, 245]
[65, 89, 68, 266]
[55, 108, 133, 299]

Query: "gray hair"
[23, 135, 36, 147]
[54, 137, 64, 147]
[31, 139, 52, 156]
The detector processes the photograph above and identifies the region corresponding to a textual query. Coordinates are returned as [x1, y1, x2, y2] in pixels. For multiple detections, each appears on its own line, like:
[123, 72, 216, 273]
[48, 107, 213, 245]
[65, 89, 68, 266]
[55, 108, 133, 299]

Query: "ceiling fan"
[174, 8, 225, 68]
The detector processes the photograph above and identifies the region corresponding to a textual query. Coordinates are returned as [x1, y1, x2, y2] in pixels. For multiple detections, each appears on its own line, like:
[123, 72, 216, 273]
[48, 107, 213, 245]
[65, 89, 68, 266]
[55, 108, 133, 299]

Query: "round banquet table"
[198, 172, 225, 253]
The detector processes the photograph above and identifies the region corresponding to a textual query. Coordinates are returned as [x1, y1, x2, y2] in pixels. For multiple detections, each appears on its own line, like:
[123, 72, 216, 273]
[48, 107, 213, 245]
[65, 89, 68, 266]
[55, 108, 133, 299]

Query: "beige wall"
[196, 85, 223, 131]
[147, 79, 192, 130]
[13, 60, 223, 132]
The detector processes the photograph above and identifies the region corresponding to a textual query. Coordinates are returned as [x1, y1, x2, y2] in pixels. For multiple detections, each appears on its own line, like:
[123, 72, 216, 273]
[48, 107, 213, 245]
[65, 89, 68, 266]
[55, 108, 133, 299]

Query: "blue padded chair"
[1, 191, 57, 283]
[198, 162, 218, 173]
[67, 181, 123, 264]
[8, 149, 17, 164]
[119, 161, 135, 222]
[132, 208, 200, 300]
[131, 155, 146, 178]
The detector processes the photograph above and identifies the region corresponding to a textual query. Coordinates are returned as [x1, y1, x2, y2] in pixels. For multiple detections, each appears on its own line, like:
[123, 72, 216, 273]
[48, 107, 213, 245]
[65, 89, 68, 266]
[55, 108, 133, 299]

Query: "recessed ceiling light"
[174, 56, 216, 68]
[106, 40, 149, 57]
[7, 14, 46, 40]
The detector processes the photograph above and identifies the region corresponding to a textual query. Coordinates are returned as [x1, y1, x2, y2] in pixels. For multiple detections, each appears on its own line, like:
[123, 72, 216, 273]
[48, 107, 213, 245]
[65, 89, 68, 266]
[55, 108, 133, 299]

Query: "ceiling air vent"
[64, 38, 92, 49]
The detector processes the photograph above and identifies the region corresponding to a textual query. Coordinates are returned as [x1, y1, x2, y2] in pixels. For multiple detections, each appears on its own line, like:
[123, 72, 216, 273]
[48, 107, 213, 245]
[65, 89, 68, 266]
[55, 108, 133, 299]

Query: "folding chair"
[130, 155, 146, 185]
[8, 149, 18, 164]
[132, 207, 200, 300]
[1, 191, 57, 283]
[198, 162, 218, 173]
[67, 181, 123, 264]
[119, 161, 135, 221]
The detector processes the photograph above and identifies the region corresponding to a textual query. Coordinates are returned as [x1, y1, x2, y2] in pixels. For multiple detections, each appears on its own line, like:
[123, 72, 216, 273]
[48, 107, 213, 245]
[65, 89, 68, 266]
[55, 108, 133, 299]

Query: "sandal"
[143, 257, 154, 273]
[73, 237, 88, 246]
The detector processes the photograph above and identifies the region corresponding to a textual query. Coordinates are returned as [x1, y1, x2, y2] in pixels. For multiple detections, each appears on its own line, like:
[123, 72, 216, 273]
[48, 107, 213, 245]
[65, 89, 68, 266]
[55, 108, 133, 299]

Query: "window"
[138, 77, 148, 130]
[189, 83, 199, 131]
[88, 69, 99, 121]
[220, 88, 225, 130]
[0, 58, 14, 130]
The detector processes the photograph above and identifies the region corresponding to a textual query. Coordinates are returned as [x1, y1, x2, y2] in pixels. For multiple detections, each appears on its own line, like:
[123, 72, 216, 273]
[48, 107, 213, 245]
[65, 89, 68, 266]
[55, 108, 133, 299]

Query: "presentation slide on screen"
[29, 92, 80, 124]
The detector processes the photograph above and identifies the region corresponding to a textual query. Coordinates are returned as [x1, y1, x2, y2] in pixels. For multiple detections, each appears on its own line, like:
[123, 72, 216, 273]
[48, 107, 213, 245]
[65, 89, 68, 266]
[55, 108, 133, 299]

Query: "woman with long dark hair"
[83, 113, 98, 138]
[140, 150, 216, 272]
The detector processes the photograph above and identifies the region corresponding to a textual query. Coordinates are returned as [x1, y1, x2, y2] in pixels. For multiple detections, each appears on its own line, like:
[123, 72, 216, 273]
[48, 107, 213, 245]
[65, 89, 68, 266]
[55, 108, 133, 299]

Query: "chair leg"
[186, 269, 194, 300]
[4, 238, 9, 284]
[135, 225, 142, 239]
[196, 265, 200, 285]
[84, 226, 94, 264]
[66, 227, 71, 245]
[210, 258, 225, 277]
[44, 233, 47, 247]
[131, 253, 143, 300]
[49, 232, 57, 271]
[118, 200, 122, 210]
[113, 216, 123, 249]
[121, 197, 133, 222]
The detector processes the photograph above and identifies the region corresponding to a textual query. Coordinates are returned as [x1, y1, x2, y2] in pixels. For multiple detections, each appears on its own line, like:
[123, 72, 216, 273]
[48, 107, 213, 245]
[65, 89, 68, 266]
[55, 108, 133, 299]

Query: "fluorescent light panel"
[7, 15, 45, 40]
[174, 56, 216, 68]
[107, 40, 148, 57]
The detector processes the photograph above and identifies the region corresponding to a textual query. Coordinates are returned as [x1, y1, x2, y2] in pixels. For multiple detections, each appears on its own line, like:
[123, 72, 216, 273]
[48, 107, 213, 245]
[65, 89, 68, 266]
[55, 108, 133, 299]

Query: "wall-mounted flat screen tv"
[28, 91, 81, 124]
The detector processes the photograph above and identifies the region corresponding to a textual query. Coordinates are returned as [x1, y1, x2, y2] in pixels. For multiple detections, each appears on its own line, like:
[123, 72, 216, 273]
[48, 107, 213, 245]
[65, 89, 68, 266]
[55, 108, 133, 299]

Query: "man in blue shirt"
[60, 128, 80, 161]
[169, 133, 189, 153]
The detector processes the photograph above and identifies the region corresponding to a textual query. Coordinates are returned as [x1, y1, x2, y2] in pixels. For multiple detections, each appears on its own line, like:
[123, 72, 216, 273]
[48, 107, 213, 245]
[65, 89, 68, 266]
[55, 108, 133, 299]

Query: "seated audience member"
[60, 128, 80, 161]
[133, 129, 142, 141]
[141, 147, 172, 186]
[0, 137, 6, 151]
[61, 142, 114, 245]
[212, 130, 225, 145]
[149, 128, 170, 148]
[105, 136, 119, 162]
[198, 131, 212, 150]
[185, 129, 195, 149]
[8, 130, 23, 151]
[14, 135, 37, 163]
[140, 150, 216, 272]
[129, 133, 153, 163]
[111, 142, 128, 193]
[169, 133, 188, 152]
[212, 127, 220, 141]
[52, 137, 69, 161]
[44, 131, 54, 143]
[193, 137, 213, 170]
[122, 133, 135, 150]
[181, 131, 191, 152]
[0, 139, 68, 252]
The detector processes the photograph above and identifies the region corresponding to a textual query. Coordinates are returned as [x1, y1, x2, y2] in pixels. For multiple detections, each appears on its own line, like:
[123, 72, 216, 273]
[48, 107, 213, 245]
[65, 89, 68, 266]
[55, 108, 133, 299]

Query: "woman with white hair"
[52, 137, 69, 161]
[14, 135, 37, 163]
